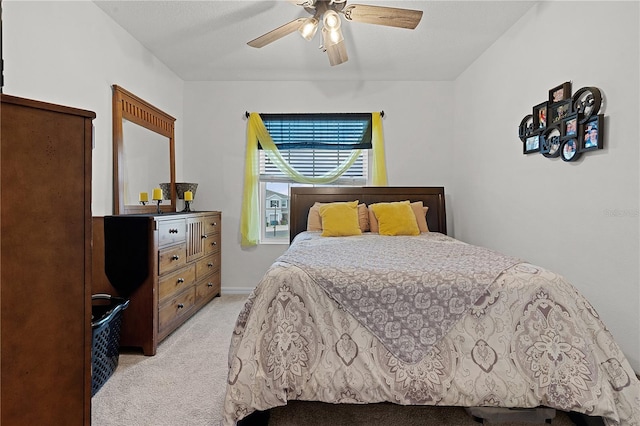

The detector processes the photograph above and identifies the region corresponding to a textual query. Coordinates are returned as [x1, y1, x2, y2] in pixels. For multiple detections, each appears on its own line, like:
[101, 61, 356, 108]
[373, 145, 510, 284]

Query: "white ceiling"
[93, 0, 537, 81]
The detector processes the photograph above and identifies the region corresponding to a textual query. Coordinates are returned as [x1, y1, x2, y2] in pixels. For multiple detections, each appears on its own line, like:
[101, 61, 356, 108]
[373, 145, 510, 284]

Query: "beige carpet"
[91, 294, 248, 426]
[91, 294, 578, 426]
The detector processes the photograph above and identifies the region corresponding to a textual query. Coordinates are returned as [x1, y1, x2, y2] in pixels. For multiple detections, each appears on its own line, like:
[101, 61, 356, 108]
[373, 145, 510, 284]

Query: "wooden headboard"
[289, 186, 447, 242]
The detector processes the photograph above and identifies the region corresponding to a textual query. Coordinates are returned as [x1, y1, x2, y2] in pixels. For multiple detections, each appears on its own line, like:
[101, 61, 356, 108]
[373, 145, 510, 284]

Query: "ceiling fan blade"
[247, 18, 307, 48]
[343, 4, 423, 29]
[326, 40, 348, 66]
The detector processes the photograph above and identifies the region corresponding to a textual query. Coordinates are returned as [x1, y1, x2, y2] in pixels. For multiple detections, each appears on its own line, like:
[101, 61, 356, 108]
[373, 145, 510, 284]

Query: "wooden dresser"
[95, 211, 221, 355]
[1, 94, 94, 425]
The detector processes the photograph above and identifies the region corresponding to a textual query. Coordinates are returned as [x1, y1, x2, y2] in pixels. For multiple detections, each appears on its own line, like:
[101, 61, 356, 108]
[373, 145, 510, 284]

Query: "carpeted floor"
[91, 294, 580, 426]
[92, 294, 248, 426]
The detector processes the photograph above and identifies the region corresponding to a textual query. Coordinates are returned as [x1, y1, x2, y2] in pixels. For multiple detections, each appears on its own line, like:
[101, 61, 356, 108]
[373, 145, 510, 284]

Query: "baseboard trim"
[222, 287, 254, 295]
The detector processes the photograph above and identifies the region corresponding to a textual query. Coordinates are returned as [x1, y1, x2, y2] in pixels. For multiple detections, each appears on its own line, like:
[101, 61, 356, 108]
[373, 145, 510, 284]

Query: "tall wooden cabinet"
[1, 94, 94, 425]
[94, 211, 221, 356]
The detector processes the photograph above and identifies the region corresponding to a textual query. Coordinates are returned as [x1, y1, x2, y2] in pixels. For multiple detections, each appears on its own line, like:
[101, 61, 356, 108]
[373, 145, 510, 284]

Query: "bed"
[222, 187, 640, 426]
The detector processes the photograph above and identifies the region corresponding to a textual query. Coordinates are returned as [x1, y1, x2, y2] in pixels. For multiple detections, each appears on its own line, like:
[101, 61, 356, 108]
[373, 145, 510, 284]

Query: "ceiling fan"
[247, 0, 423, 66]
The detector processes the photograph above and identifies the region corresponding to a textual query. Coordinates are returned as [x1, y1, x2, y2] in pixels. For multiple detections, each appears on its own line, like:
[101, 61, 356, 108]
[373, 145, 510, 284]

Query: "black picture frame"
[532, 102, 548, 131]
[562, 113, 578, 138]
[549, 82, 572, 103]
[540, 126, 561, 158]
[524, 133, 540, 154]
[572, 86, 602, 124]
[549, 99, 572, 125]
[560, 138, 581, 162]
[519, 85, 604, 163]
[548, 136, 562, 158]
[580, 114, 604, 152]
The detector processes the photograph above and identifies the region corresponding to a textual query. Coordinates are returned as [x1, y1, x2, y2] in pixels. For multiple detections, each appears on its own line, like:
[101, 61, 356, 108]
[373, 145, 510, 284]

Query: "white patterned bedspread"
[222, 233, 640, 425]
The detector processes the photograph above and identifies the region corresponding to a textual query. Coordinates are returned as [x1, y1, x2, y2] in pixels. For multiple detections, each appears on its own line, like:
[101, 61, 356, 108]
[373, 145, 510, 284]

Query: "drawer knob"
[177, 303, 184, 309]
[201, 234, 208, 239]
[212, 222, 217, 226]
[177, 278, 185, 284]
[211, 241, 217, 246]
[207, 282, 213, 287]
[171, 255, 180, 261]
[169, 228, 179, 234]
[207, 262, 214, 268]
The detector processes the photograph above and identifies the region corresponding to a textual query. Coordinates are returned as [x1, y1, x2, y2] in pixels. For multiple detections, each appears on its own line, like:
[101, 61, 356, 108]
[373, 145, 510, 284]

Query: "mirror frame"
[112, 85, 176, 214]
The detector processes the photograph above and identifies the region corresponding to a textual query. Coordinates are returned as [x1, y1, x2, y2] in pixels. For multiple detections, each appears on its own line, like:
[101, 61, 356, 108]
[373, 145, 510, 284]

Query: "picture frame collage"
[518, 82, 604, 162]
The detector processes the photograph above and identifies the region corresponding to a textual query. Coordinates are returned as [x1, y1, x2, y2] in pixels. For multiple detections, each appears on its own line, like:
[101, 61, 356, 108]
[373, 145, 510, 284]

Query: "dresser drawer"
[158, 219, 186, 247]
[158, 264, 196, 303]
[196, 274, 221, 304]
[158, 287, 195, 331]
[204, 215, 221, 235]
[196, 253, 219, 279]
[158, 243, 187, 275]
[204, 232, 221, 255]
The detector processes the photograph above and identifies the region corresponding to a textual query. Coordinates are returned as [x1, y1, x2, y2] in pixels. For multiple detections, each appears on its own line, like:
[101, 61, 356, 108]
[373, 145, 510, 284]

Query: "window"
[259, 113, 372, 243]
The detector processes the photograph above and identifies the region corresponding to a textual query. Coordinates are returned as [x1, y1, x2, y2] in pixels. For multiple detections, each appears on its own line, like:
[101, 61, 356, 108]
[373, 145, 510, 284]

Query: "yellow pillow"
[370, 201, 420, 236]
[308, 202, 369, 232]
[319, 201, 362, 237]
[369, 202, 429, 233]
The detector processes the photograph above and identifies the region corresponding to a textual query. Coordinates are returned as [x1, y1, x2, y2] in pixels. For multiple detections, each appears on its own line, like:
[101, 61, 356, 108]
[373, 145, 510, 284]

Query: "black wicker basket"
[91, 294, 129, 397]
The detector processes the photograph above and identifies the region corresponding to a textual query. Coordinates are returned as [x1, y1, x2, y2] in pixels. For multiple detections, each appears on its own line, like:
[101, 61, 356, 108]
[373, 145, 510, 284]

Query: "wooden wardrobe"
[1, 94, 94, 425]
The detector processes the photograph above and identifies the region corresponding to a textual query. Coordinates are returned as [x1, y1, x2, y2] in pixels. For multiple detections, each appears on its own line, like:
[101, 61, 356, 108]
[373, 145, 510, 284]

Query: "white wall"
[182, 81, 454, 292]
[3, 1, 184, 216]
[452, 1, 640, 371]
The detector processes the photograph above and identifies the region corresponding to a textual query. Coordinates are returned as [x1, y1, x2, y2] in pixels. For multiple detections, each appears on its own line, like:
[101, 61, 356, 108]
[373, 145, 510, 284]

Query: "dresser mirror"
[112, 85, 176, 214]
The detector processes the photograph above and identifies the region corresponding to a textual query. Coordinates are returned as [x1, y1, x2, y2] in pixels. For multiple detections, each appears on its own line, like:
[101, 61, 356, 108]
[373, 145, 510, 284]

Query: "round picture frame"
[560, 138, 581, 162]
[572, 87, 602, 124]
[548, 138, 561, 158]
[541, 126, 561, 158]
[518, 114, 534, 142]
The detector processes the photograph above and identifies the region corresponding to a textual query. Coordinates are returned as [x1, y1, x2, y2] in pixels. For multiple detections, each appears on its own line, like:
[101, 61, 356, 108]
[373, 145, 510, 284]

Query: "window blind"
[259, 113, 372, 150]
[260, 149, 367, 181]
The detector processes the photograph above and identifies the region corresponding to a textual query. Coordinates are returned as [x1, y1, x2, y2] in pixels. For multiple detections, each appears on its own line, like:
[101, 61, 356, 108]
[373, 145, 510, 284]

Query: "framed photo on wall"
[562, 114, 578, 138]
[532, 102, 548, 131]
[580, 114, 604, 152]
[549, 82, 572, 103]
[561, 138, 581, 162]
[549, 100, 572, 125]
[524, 134, 540, 154]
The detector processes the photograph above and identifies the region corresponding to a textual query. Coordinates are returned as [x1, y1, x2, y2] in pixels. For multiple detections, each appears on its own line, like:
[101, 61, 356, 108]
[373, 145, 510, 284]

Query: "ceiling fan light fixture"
[329, 28, 343, 44]
[321, 26, 343, 48]
[322, 10, 341, 31]
[298, 17, 319, 40]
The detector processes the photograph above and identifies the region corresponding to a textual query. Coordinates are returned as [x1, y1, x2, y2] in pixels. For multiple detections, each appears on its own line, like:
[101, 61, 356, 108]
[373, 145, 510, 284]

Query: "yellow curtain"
[371, 112, 388, 186]
[240, 112, 387, 247]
